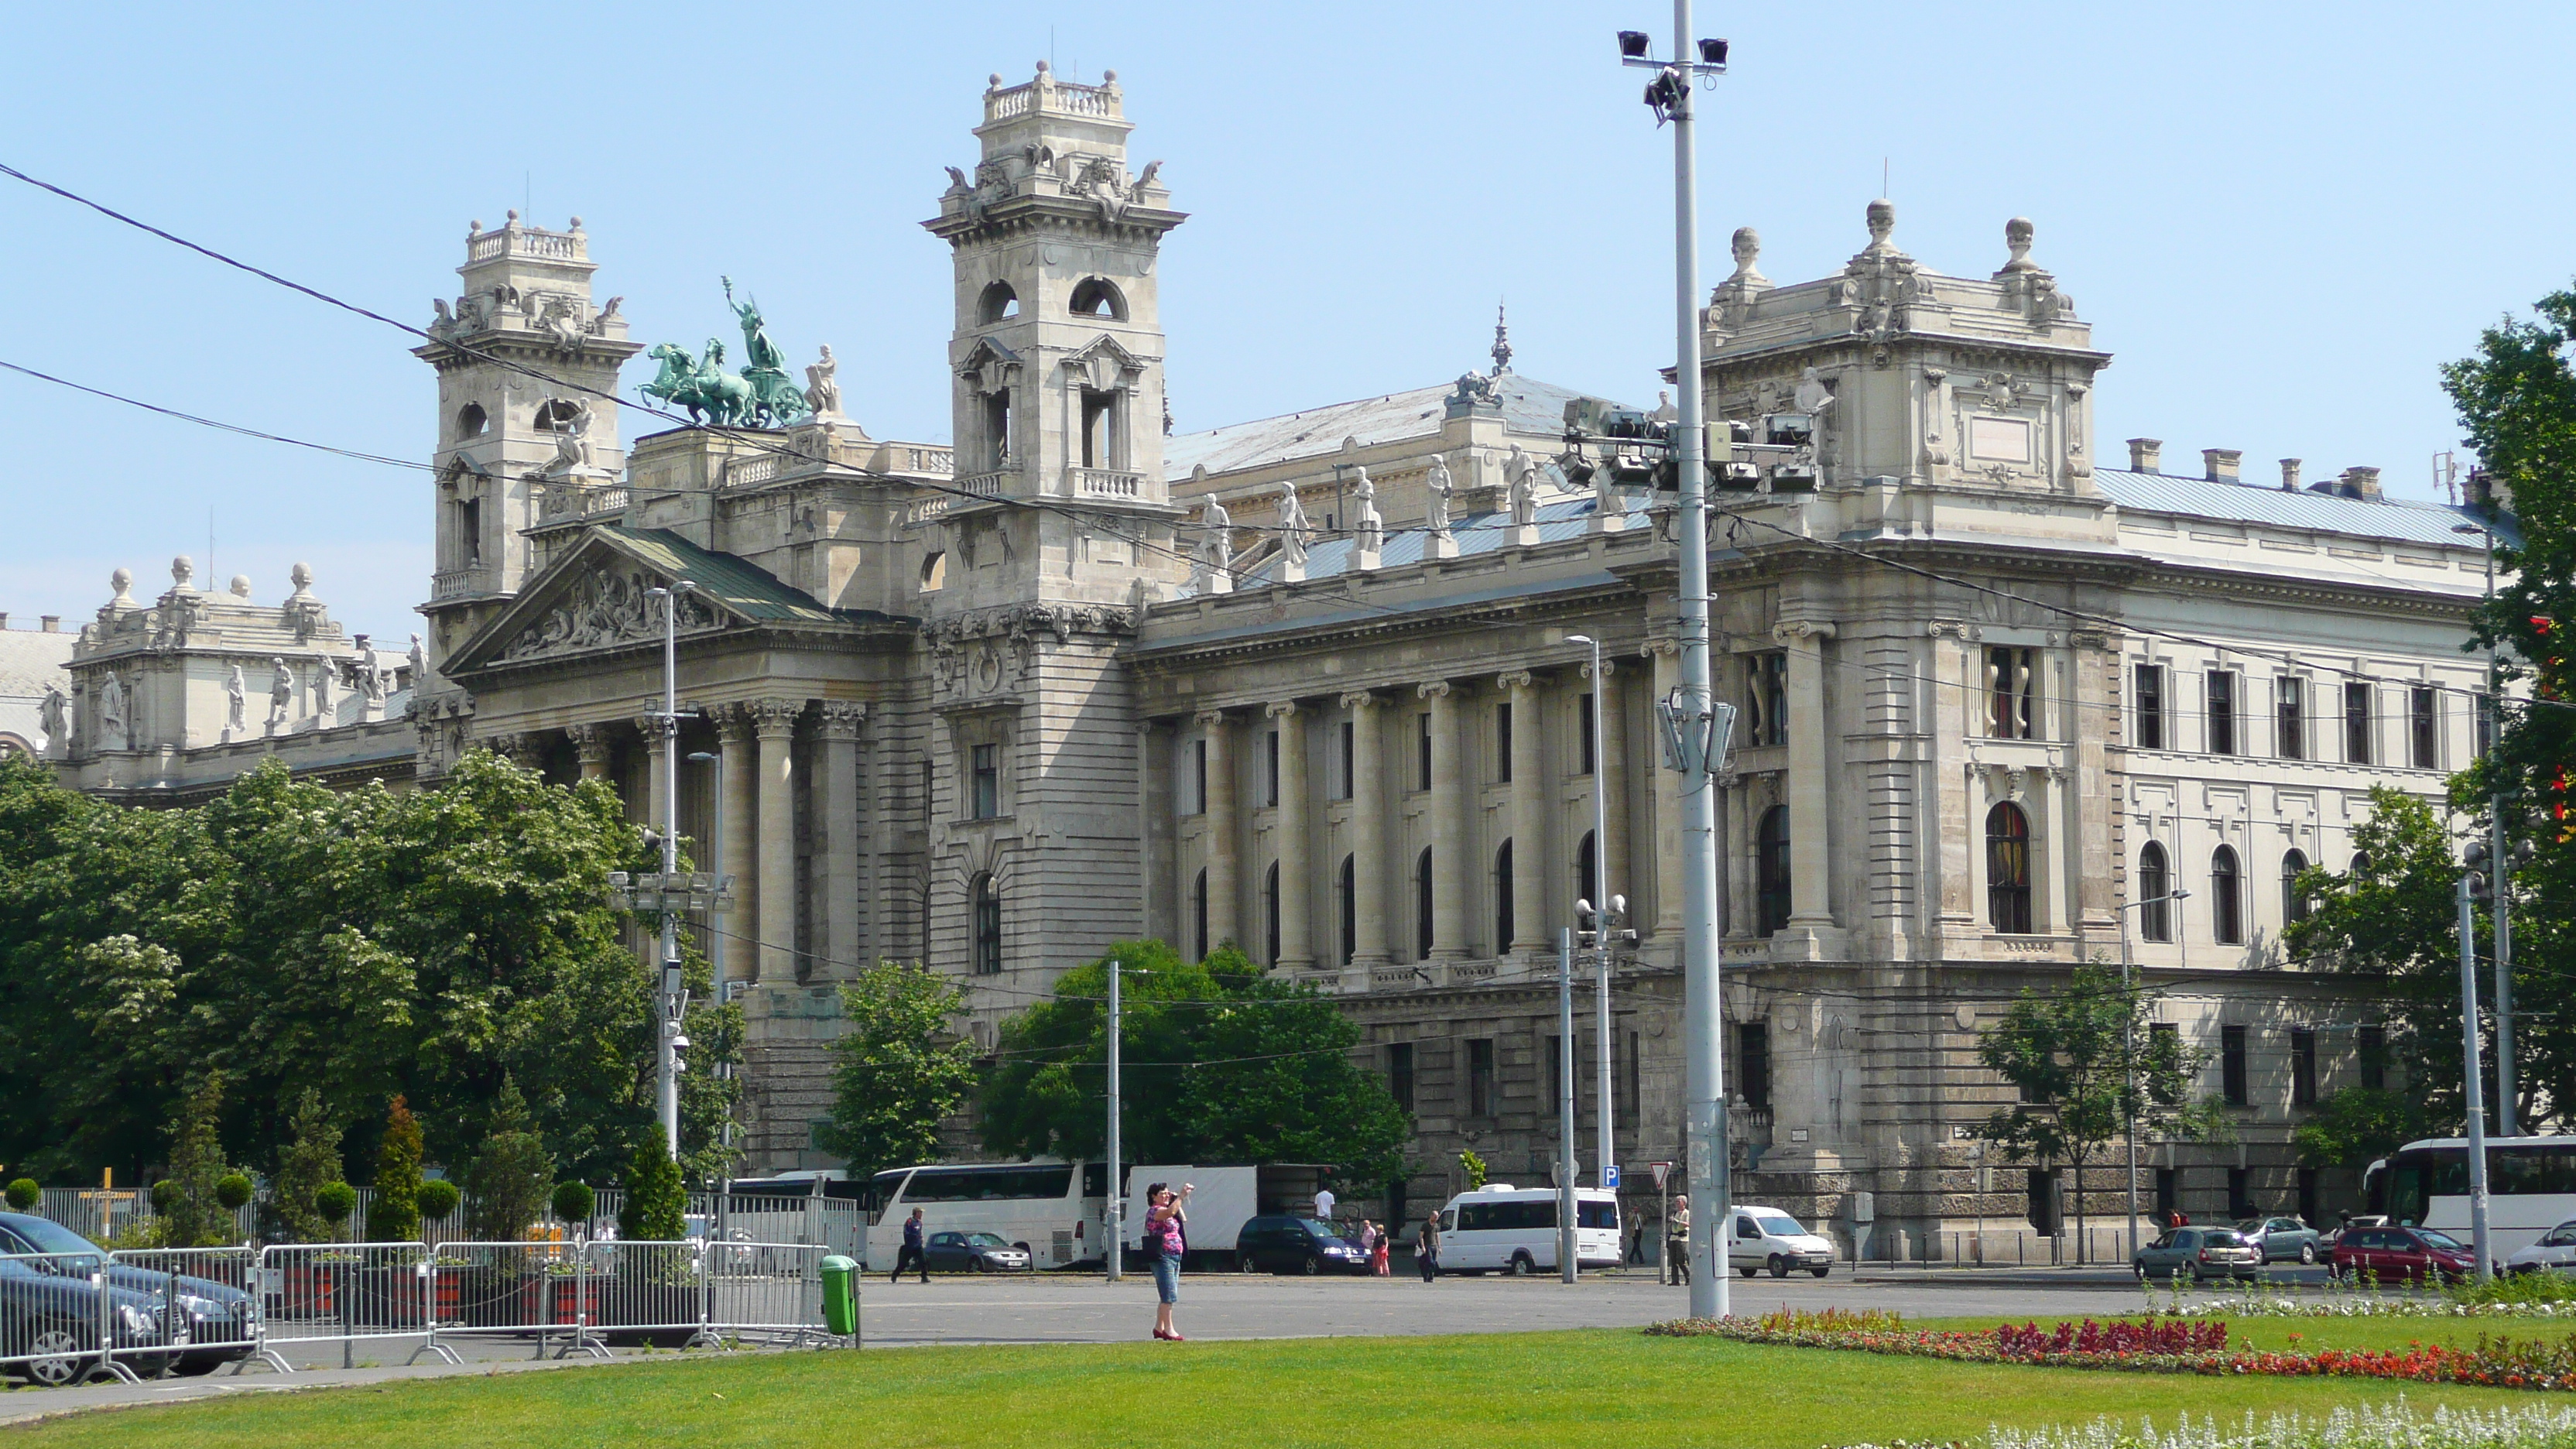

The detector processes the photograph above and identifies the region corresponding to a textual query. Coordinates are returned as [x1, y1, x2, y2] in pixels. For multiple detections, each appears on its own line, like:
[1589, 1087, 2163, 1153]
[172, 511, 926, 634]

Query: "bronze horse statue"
[642, 340, 755, 426]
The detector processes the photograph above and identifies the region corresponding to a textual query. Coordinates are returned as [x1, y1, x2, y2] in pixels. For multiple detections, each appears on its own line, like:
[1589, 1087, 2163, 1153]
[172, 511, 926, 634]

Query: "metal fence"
[253, 1242, 457, 1372]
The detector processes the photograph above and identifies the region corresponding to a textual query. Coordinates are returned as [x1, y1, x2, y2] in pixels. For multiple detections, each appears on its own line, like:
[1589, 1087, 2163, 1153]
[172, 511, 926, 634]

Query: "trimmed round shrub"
[150, 1179, 180, 1214]
[314, 1180, 358, 1227]
[214, 1173, 255, 1211]
[414, 1179, 461, 1221]
[3, 1179, 37, 1211]
[551, 1181, 595, 1225]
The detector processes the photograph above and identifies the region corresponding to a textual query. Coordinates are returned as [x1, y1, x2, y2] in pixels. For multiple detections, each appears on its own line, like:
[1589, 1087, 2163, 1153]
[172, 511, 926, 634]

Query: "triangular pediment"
[957, 336, 1023, 392]
[447, 526, 849, 676]
[1061, 334, 1147, 391]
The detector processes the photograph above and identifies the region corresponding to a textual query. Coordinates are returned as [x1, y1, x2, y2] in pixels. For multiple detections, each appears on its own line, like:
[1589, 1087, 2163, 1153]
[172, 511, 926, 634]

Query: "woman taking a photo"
[1143, 1181, 1192, 1341]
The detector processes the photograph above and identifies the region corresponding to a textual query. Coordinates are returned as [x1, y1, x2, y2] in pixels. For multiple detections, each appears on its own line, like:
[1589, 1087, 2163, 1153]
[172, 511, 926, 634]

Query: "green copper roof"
[601, 526, 872, 625]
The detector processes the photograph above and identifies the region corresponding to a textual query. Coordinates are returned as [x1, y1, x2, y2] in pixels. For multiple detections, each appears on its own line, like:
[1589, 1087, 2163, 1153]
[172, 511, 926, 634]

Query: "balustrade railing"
[1069, 468, 1143, 499]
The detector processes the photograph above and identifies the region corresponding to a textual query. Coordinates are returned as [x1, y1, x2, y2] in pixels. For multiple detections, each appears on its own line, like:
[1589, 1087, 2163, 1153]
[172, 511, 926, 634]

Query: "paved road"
[0, 1264, 2338, 1427]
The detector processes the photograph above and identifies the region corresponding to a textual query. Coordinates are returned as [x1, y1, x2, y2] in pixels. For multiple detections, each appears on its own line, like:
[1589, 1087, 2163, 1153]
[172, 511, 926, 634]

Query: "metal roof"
[2098, 469, 2516, 550]
[1163, 375, 1626, 481]
[602, 526, 857, 625]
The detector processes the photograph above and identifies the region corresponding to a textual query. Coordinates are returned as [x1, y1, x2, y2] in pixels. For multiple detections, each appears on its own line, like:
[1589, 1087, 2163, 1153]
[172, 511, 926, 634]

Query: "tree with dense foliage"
[814, 962, 981, 1184]
[980, 941, 1412, 1186]
[2441, 286, 2576, 1135]
[0, 751, 739, 1191]
[465, 1077, 553, 1242]
[270, 1089, 344, 1244]
[365, 1095, 423, 1242]
[1973, 964, 2230, 1259]
[617, 1133, 687, 1242]
[158, 1073, 244, 1248]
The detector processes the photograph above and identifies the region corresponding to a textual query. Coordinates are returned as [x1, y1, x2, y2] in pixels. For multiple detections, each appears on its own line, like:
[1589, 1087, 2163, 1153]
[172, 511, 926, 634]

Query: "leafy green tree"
[160, 1073, 243, 1248]
[980, 941, 1411, 1185]
[815, 962, 979, 1184]
[464, 1077, 553, 1242]
[271, 1088, 344, 1244]
[1973, 964, 2231, 1259]
[313, 1182, 357, 1240]
[2293, 1086, 2429, 1172]
[365, 1095, 423, 1242]
[617, 1134, 687, 1242]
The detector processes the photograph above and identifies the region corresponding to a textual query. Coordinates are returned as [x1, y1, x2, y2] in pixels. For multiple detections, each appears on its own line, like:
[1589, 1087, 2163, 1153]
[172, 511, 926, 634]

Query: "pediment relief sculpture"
[498, 564, 721, 663]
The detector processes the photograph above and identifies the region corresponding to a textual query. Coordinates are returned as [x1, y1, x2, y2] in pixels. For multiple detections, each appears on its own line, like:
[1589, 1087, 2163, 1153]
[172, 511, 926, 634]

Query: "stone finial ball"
[468, 219, 481, 233]
[506, 209, 518, 221]
[172, 555, 194, 583]
[1035, 59, 1050, 72]
[291, 562, 313, 588]
[111, 567, 132, 592]
[228, 575, 252, 598]
[2006, 217, 2035, 245]
[989, 73, 1003, 86]
[1867, 198, 1895, 234]
[1103, 69, 1117, 83]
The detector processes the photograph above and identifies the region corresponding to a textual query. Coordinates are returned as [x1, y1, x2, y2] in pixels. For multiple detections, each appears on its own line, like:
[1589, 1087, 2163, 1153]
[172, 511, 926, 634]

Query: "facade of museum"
[52, 67, 2506, 1253]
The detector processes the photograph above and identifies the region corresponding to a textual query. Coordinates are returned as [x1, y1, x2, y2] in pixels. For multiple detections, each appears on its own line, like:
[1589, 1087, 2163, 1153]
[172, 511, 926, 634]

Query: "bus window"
[1577, 1200, 1619, 1230]
[1083, 1162, 1108, 1199]
[868, 1170, 913, 1226]
[899, 1164, 1077, 1203]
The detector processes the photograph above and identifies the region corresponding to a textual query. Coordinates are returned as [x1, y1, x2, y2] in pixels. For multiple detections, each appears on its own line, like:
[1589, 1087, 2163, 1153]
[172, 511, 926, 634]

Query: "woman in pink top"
[1144, 1182, 1192, 1341]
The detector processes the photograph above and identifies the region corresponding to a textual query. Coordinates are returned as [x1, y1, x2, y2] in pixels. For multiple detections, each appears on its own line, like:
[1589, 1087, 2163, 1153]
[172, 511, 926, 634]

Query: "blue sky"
[5, 2, 2571, 640]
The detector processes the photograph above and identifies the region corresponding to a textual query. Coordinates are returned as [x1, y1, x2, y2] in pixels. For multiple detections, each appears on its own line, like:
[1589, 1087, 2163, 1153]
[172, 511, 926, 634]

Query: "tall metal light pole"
[2456, 519, 2516, 1137]
[1105, 951, 1123, 1284]
[1619, 7, 1731, 1321]
[645, 581, 697, 1160]
[1567, 634, 1619, 1197]
[2457, 860, 2495, 1281]
[1558, 927, 1580, 1282]
[2115, 888, 2187, 1262]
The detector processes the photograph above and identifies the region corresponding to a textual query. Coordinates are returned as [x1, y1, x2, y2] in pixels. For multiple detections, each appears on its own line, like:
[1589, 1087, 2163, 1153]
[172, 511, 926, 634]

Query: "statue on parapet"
[39, 683, 67, 752]
[266, 658, 293, 733]
[1424, 454, 1456, 539]
[1276, 479, 1310, 570]
[724, 277, 811, 428]
[805, 344, 844, 419]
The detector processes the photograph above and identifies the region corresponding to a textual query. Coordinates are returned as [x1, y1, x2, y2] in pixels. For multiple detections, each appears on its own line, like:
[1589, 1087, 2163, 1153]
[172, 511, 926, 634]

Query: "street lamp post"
[645, 581, 697, 1160]
[1617, 2, 1733, 1325]
[2115, 888, 2189, 1262]
[1567, 634, 1621, 1199]
[2458, 858, 2496, 1282]
[2456, 518, 2516, 1137]
[687, 748, 728, 1221]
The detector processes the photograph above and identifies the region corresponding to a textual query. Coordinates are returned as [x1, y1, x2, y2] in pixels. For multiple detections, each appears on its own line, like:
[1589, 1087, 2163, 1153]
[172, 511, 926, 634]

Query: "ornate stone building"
[58, 67, 2501, 1253]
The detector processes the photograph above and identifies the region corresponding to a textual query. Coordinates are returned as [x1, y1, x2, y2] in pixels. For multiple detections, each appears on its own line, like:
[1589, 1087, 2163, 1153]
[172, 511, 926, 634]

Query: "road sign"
[1649, 1160, 1673, 1190]
[1603, 1165, 1621, 1190]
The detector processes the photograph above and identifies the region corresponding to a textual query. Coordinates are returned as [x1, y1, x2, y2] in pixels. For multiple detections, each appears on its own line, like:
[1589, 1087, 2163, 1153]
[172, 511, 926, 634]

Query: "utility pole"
[2458, 858, 2495, 1281]
[646, 582, 697, 1160]
[1558, 927, 1579, 1283]
[2115, 888, 2186, 1262]
[1106, 951, 1123, 1283]
[1567, 633, 1620, 1201]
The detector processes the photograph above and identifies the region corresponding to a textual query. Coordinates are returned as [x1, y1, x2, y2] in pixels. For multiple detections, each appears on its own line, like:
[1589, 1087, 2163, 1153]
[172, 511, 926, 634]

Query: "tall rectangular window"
[1623, 1029, 1641, 1119]
[2226, 1167, 2253, 1220]
[2477, 694, 2495, 758]
[1495, 702, 1512, 783]
[2290, 1027, 2317, 1108]
[2154, 1168, 2179, 1220]
[1388, 1042, 1416, 1114]
[1187, 738, 1208, 816]
[1989, 646, 2038, 739]
[2135, 664, 2167, 750]
[2276, 678, 2305, 759]
[1577, 694, 1596, 776]
[1737, 1022, 1771, 1111]
[970, 743, 999, 819]
[2358, 1024, 2387, 1093]
[1416, 713, 1433, 792]
[2207, 671, 2238, 755]
[2345, 682, 2372, 764]
[2221, 1025, 2249, 1106]
[1745, 653, 1789, 747]
[2411, 687, 2439, 769]
[1337, 720, 1355, 800]
[1466, 1038, 1495, 1118]
[1264, 729, 1279, 808]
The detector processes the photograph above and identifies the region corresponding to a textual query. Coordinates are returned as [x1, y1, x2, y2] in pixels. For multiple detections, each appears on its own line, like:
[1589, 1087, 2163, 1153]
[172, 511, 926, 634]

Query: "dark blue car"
[0, 1212, 255, 1383]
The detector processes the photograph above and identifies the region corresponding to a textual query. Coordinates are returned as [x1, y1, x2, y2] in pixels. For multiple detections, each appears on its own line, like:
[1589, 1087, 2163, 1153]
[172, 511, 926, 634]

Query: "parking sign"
[1603, 1165, 1620, 1190]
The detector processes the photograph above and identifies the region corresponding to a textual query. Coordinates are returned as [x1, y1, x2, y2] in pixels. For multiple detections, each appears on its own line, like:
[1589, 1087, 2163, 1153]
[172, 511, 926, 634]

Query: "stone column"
[1648, 641, 1683, 941]
[752, 699, 803, 982]
[1342, 691, 1388, 968]
[1422, 680, 1467, 961]
[817, 702, 866, 978]
[1778, 622, 1838, 927]
[1502, 670, 1548, 954]
[1266, 701, 1313, 971]
[1589, 658, 1632, 920]
[715, 704, 759, 987]
[571, 723, 611, 781]
[635, 714, 671, 838]
[1197, 709, 1240, 954]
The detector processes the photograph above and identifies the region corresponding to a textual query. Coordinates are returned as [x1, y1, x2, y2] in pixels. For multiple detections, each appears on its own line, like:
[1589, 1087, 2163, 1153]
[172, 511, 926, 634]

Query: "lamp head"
[2171, 888, 2191, 900]
[1697, 37, 1728, 65]
[1616, 29, 1650, 58]
[687, 751, 718, 763]
[1565, 633, 1595, 646]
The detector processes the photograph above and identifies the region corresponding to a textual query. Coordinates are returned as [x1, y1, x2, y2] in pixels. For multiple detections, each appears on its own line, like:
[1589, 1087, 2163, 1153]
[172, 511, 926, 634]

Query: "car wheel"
[1738, 1266, 1757, 1279]
[1810, 1265, 1830, 1279]
[2190, 1266, 2209, 1286]
[1301, 1255, 1322, 1276]
[971, 1256, 988, 1274]
[1238, 1253, 1256, 1274]
[2300, 1243, 2317, 1266]
[1768, 1255, 1789, 1279]
[26, 1323, 92, 1387]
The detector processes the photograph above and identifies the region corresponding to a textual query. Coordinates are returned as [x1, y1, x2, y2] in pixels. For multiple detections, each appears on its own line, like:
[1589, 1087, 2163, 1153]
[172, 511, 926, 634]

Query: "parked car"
[2504, 1219, 2576, 1276]
[2235, 1215, 2323, 1266]
[1232, 1216, 1368, 1275]
[925, 1231, 1033, 1273]
[1725, 1206, 1835, 1279]
[2132, 1226, 2262, 1283]
[2329, 1225, 2478, 1285]
[0, 1212, 250, 1383]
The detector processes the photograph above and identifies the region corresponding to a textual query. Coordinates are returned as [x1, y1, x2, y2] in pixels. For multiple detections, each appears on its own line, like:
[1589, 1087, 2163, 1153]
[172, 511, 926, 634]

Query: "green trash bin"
[820, 1255, 861, 1339]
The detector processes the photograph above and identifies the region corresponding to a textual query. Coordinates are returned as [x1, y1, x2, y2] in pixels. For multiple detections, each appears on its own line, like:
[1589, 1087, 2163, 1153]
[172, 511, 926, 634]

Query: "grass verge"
[2, 1327, 2551, 1449]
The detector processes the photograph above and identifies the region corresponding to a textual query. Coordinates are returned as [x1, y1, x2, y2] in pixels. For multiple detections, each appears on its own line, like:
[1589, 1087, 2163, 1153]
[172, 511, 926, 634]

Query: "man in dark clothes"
[892, 1208, 930, 1282]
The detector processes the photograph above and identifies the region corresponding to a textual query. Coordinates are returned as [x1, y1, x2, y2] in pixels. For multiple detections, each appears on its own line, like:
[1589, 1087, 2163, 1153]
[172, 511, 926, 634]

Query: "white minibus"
[1434, 1185, 1621, 1274]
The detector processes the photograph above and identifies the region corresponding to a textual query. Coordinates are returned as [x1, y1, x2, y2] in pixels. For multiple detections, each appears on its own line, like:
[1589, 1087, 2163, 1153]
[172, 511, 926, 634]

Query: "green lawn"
[5, 1326, 2554, 1449]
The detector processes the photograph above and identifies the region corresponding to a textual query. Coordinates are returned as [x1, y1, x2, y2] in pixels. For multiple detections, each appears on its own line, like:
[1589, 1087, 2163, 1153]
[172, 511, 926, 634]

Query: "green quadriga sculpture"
[639, 278, 814, 429]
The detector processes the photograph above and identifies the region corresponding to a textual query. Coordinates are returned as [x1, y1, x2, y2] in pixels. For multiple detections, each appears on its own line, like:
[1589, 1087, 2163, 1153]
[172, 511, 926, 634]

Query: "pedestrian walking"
[1314, 1183, 1336, 1225]
[892, 1208, 930, 1283]
[1357, 1218, 1378, 1259]
[1144, 1181, 1192, 1341]
[1371, 1223, 1392, 1276]
[1417, 1211, 1441, 1282]
[1667, 1194, 1691, 1285]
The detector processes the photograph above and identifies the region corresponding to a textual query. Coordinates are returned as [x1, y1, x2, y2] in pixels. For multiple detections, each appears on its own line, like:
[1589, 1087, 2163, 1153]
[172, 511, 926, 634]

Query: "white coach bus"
[865, 1160, 1109, 1270]
[2364, 1136, 2576, 1260]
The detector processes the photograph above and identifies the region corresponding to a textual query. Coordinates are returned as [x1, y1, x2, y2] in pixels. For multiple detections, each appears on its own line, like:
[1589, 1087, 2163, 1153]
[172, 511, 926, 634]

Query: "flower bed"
[1649, 1308, 2576, 1392]
[1836, 1396, 2576, 1447]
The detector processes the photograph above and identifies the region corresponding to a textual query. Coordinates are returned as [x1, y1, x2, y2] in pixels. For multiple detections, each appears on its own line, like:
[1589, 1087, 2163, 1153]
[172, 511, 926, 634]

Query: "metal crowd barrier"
[428, 1241, 607, 1360]
[103, 1245, 276, 1377]
[252, 1242, 460, 1372]
[703, 1242, 830, 1346]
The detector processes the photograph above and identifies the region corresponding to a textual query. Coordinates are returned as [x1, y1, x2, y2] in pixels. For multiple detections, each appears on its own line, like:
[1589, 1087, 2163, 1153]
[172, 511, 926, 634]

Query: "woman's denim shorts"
[1150, 1255, 1181, 1304]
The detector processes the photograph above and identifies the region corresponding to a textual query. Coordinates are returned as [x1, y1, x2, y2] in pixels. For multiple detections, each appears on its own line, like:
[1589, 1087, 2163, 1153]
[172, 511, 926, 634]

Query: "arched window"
[1985, 803, 2033, 934]
[920, 551, 947, 592]
[2348, 851, 2371, 879]
[1264, 861, 1281, 968]
[1756, 806, 1792, 937]
[2211, 845, 2243, 945]
[1416, 848, 1435, 961]
[971, 872, 1002, 975]
[2282, 849, 2311, 926]
[1338, 853, 1357, 964]
[455, 402, 488, 439]
[1191, 867, 1209, 961]
[533, 399, 581, 431]
[978, 280, 1019, 324]
[1574, 830, 1598, 915]
[1068, 277, 1127, 320]
[1494, 841, 1515, 953]
[2137, 842, 2172, 943]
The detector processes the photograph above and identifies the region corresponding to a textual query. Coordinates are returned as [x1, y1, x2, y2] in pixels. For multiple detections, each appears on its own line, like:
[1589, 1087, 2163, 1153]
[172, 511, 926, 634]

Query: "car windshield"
[964, 1233, 1011, 1248]
[2416, 1229, 2467, 1250]
[5, 1217, 101, 1257]
[1752, 1212, 1806, 1238]
[2200, 1230, 2245, 1245]
[1292, 1218, 1339, 1239]
[2234, 1219, 2265, 1231]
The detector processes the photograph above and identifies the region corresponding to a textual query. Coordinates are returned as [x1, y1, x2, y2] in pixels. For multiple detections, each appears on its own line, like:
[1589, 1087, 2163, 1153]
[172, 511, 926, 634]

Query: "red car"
[2329, 1225, 2478, 1285]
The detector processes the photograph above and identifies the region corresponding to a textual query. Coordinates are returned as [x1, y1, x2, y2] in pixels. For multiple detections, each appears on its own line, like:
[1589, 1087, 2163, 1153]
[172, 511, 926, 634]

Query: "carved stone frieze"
[500, 565, 719, 663]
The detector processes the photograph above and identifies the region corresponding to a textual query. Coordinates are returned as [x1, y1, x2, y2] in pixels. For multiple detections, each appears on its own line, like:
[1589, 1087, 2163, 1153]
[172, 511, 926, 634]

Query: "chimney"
[39, 615, 60, 632]
[0, 612, 9, 630]
[2126, 438, 2163, 473]
[2201, 448, 2242, 483]
[2279, 458, 2302, 492]
[2346, 466, 2382, 500]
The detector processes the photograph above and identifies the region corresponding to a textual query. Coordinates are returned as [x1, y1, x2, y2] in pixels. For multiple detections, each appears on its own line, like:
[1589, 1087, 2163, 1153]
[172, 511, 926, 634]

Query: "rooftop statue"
[639, 282, 814, 429]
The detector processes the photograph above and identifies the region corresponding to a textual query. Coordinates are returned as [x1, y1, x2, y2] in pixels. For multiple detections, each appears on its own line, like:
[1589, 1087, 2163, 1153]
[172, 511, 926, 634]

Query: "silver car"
[2506, 1219, 2576, 1276]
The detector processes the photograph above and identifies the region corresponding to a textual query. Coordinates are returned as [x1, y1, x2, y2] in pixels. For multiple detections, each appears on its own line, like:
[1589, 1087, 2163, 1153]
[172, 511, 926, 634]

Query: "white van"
[1436, 1186, 1622, 1274]
[1726, 1204, 1836, 1278]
